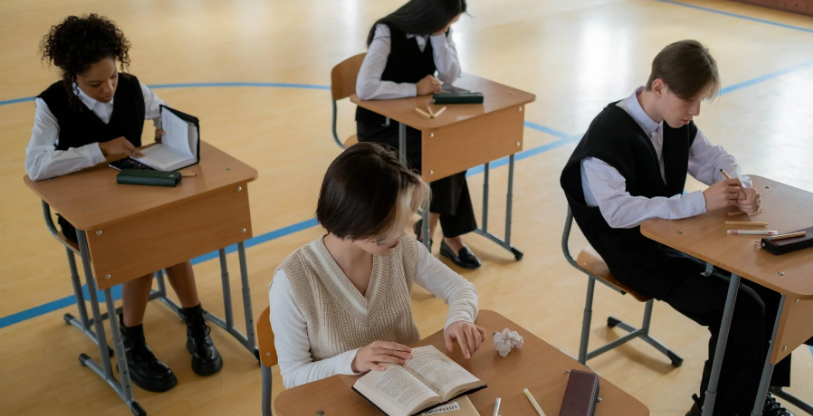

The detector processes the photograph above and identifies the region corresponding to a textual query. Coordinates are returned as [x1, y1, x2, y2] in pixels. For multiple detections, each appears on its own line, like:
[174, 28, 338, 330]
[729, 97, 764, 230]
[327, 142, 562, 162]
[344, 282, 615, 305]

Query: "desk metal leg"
[75, 231, 144, 415]
[422, 201, 431, 251]
[201, 244, 259, 361]
[752, 295, 786, 416]
[473, 154, 523, 260]
[238, 242, 258, 359]
[398, 122, 407, 166]
[702, 273, 742, 416]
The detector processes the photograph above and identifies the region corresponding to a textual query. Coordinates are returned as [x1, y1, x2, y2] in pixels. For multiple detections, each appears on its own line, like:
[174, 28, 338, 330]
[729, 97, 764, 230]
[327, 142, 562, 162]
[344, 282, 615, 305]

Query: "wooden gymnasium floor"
[1, 0, 813, 415]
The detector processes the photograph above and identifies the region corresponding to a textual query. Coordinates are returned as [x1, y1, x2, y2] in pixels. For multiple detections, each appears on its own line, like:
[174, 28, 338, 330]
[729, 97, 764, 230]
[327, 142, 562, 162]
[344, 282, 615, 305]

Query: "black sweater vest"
[356, 24, 437, 139]
[560, 103, 698, 298]
[38, 74, 145, 151]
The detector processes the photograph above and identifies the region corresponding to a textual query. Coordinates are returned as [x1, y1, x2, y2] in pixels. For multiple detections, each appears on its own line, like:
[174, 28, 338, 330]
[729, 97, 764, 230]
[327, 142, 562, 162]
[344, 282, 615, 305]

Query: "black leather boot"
[182, 304, 223, 376]
[119, 316, 178, 393]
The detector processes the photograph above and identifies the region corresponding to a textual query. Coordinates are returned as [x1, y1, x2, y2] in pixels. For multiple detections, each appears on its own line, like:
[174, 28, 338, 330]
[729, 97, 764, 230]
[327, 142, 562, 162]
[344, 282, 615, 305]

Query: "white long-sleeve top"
[580, 87, 751, 229]
[268, 241, 478, 389]
[25, 80, 164, 181]
[356, 24, 461, 100]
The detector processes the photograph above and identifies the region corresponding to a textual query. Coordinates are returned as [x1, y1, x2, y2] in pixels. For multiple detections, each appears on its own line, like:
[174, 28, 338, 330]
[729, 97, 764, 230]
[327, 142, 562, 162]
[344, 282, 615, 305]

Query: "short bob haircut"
[316, 143, 430, 244]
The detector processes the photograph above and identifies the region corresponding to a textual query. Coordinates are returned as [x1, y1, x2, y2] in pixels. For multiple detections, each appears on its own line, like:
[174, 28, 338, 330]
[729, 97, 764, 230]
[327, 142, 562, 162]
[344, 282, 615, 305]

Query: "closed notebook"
[559, 370, 599, 416]
[117, 169, 182, 187]
[761, 226, 813, 255]
[433, 92, 484, 104]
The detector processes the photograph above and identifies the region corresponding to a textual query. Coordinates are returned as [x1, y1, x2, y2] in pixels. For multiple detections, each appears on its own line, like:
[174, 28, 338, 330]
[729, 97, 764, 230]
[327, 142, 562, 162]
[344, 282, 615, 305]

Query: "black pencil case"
[432, 92, 484, 104]
[761, 226, 813, 255]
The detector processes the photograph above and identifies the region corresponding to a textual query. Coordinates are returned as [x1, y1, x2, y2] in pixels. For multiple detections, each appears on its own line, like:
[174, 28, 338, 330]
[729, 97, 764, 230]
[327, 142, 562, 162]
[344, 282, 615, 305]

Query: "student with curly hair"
[26, 14, 222, 392]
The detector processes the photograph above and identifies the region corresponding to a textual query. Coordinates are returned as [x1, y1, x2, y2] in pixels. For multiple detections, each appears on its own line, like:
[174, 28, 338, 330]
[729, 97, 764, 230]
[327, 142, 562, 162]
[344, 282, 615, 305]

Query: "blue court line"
[719, 58, 813, 95]
[654, 0, 813, 35]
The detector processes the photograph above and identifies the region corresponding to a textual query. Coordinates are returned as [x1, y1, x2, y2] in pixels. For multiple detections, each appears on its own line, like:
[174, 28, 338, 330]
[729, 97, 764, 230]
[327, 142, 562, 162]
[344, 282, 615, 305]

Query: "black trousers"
[653, 254, 805, 414]
[357, 121, 477, 238]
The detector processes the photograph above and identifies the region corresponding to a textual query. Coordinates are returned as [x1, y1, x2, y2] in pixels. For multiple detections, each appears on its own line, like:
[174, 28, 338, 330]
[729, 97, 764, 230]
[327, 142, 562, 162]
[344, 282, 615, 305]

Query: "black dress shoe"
[119, 317, 178, 393]
[440, 240, 481, 269]
[413, 219, 433, 251]
[183, 304, 223, 376]
[764, 393, 795, 416]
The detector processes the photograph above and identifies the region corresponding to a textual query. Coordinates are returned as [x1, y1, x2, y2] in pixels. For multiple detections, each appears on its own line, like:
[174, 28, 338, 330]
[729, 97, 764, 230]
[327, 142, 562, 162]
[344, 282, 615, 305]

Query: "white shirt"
[356, 24, 462, 100]
[268, 241, 478, 389]
[25, 80, 165, 181]
[580, 87, 751, 229]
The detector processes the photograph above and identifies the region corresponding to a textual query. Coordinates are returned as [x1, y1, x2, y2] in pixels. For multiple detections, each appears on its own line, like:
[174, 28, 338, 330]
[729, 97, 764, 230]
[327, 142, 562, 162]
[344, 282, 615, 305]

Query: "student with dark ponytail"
[355, 0, 482, 270]
[27, 14, 222, 393]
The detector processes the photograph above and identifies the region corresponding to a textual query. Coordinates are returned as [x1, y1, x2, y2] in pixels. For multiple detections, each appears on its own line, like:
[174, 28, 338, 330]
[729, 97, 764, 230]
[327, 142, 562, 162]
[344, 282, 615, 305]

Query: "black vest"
[356, 24, 437, 141]
[38, 74, 145, 151]
[560, 103, 698, 298]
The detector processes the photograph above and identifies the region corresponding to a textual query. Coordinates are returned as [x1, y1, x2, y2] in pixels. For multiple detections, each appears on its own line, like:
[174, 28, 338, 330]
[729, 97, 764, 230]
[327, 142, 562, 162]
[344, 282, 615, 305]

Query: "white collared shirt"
[25, 80, 164, 181]
[355, 24, 462, 100]
[580, 87, 751, 229]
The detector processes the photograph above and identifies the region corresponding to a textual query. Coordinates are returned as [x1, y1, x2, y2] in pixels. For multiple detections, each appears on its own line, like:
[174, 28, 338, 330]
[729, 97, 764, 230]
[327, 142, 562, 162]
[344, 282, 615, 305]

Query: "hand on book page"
[444, 321, 487, 359]
[352, 341, 413, 373]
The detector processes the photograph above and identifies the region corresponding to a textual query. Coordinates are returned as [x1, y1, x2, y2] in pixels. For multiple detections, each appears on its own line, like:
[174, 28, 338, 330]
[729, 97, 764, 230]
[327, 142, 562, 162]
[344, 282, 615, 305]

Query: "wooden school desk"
[642, 176, 813, 416]
[351, 74, 536, 259]
[274, 310, 649, 416]
[23, 141, 260, 416]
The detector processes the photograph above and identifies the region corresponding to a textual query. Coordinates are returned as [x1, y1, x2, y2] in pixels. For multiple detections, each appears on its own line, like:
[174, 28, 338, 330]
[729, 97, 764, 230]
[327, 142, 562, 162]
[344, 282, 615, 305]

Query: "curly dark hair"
[40, 14, 131, 107]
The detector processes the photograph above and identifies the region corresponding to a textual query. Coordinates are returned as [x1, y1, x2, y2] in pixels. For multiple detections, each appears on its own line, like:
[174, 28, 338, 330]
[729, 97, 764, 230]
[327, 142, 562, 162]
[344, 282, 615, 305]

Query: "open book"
[133, 105, 200, 171]
[353, 345, 486, 416]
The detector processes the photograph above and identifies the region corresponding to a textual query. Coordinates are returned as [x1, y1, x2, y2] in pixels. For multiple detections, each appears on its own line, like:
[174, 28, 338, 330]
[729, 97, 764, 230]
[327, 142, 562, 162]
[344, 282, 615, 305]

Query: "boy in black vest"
[561, 40, 805, 416]
[26, 14, 222, 392]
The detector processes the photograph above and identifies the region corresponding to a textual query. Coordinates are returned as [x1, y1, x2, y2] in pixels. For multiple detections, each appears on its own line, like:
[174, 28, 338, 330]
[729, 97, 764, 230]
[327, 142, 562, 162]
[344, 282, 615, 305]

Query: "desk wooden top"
[23, 141, 258, 231]
[350, 74, 536, 130]
[641, 176, 813, 298]
[275, 310, 649, 416]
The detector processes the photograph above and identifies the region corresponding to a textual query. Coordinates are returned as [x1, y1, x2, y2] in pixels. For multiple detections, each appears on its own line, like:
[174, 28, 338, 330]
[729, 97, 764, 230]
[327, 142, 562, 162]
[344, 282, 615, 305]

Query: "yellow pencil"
[523, 388, 546, 416]
[433, 107, 447, 117]
[415, 108, 432, 118]
[720, 169, 731, 180]
[769, 231, 806, 241]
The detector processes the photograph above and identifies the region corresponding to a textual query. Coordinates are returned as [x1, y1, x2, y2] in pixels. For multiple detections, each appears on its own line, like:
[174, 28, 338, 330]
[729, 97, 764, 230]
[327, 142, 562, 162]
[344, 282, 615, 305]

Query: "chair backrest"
[257, 306, 277, 368]
[330, 53, 366, 101]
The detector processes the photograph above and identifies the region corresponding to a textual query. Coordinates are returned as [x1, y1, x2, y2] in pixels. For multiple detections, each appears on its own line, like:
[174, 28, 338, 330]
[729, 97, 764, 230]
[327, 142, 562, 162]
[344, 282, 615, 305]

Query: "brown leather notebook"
[559, 370, 599, 416]
[761, 226, 813, 255]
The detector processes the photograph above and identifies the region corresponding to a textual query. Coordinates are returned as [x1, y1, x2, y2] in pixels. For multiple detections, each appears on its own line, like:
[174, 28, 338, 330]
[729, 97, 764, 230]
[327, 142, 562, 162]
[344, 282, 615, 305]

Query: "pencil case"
[433, 92, 484, 104]
[761, 226, 813, 255]
[117, 169, 182, 187]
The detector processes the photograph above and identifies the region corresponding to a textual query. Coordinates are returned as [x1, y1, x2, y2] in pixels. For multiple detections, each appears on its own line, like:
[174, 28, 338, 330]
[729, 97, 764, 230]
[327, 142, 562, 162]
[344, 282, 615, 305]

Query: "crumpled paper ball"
[493, 328, 523, 357]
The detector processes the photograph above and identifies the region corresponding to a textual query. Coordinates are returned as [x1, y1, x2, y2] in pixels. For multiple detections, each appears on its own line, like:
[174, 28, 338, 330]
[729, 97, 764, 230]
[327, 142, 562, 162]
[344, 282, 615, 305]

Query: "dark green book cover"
[117, 169, 182, 187]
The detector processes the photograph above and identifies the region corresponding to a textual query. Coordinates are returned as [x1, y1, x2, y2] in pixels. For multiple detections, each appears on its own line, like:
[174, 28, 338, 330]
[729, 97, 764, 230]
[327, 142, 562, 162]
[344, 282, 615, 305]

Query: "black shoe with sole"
[119, 316, 178, 393]
[183, 304, 223, 376]
[764, 392, 795, 416]
[440, 240, 481, 269]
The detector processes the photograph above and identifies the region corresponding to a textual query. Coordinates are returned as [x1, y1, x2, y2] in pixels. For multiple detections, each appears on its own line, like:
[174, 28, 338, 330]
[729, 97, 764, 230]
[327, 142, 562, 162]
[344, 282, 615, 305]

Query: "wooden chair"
[258, 306, 278, 416]
[330, 53, 367, 149]
[562, 208, 683, 367]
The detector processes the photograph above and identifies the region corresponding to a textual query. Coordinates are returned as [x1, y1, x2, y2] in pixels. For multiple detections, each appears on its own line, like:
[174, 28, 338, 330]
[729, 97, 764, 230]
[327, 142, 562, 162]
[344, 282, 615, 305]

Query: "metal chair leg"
[262, 365, 273, 416]
[578, 276, 596, 364]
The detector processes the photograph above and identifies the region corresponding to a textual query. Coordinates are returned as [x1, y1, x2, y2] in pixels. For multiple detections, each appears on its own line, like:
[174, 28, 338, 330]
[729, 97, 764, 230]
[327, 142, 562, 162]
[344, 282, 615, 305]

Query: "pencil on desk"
[720, 169, 731, 180]
[523, 388, 546, 416]
[434, 107, 447, 117]
[728, 230, 778, 235]
[769, 231, 806, 241]
[415, 108, 432, 118]
[728, 211, 748, 217]
[726, 221, 767, 226]
[180, 171, 197, 178]
[426, 104, 435, 117]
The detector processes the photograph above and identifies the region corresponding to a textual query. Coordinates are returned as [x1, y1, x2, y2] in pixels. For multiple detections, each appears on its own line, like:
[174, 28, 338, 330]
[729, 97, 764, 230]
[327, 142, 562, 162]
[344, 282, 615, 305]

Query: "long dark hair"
[366, 0, 466, 46]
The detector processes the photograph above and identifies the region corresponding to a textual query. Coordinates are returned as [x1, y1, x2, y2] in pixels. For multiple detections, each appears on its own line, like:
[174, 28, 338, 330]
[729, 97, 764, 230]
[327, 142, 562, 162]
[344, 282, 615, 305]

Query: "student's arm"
[25, 98, 106, 181]
[581, 157, 707, 229]
[140, 81, 165, 128]
[430, 29, 461, 85]
[688, 128, 752, 187]
[356, 24, 418, 100]
[268, 269, 361, 389]
[412, 239, 478, 329]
